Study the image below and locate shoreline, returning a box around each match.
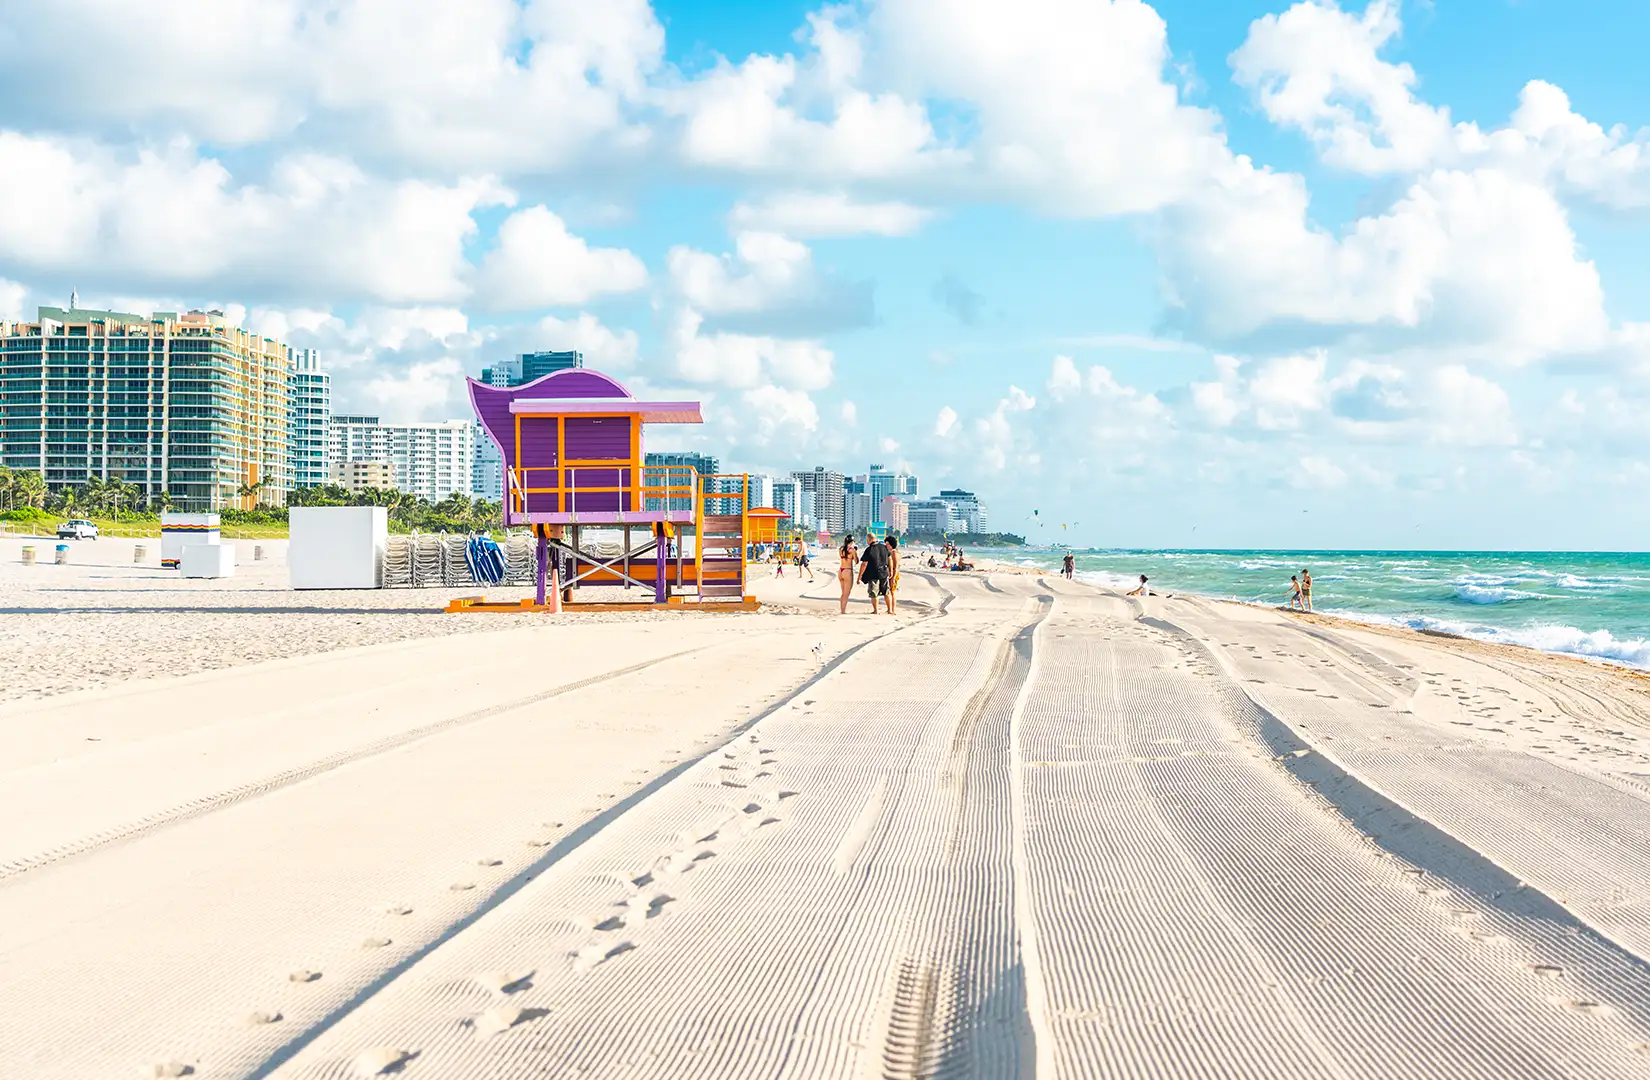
[968,550,1650,694]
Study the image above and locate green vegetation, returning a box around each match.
[904,530,1026,547]
[0,467,503,538]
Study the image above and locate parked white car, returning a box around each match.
[56,519,99,540]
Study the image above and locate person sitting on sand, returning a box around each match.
[1126,574,1150,597]
[1300,567,1313,612]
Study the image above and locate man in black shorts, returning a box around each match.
[859,532,892,614]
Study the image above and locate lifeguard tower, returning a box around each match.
[458,368,754,610]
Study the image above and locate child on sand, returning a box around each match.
[1288,575,1303,610]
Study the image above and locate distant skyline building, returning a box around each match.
[0,304,291,511]
[471,421,503,503]
[771,478,800,524]
[328,459,394,493]
[907,499,961,534]
[746,473,775,510]
[645,450,719,477]
[479,350,584,388]
[520,350,583,381]
[792,466,845,534]
[844,490,875,534]
[938,488,989,533]
[287,348,330,490]
[880,495,909,533]
[328,415,474,501]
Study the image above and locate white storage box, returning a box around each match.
[180,543,236,579]
[161,513,221,568]
[289,506,388,589]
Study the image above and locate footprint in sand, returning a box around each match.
[1550,996,1611,1017]
[289,969,322,983]
[474,1004,549,1038]
[361,936,393,949]
[571,940,636,973]
[149,1062,194,1077]
[473,970,534,995]
[450,882,477,892]
[1528,964,1564,978]
[476,858,503,867]
[383,905,413,916]
[242,1010,283,1026]
[354,1047,415,1075]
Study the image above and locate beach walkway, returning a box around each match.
[4,568,1650,1077]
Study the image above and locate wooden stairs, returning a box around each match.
[694,474,751,604]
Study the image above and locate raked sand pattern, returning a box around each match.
[4,550,1650,1077]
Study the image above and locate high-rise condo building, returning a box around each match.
[645,451,720,476]
[0,305,291,510]
[520,350,583,381]
[844,491,875,533]
[792,466,845,533]
[287,348,330,490]
[937,488,989,532]
[471,422,504,503]
[480,351,584,388]
[328,416,475,501]
[880,495,910,533]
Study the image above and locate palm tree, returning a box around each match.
[0,465,12,512]
[12,470,47,511]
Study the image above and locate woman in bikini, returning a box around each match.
[838,535,857,614]
[886,535,901,615]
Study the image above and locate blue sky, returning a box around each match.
[1,0,1648,549]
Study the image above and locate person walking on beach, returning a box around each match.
[860,531,892,614]
[837,536,856,614]
[1062,552,1075,579]
[886,535,901,615]
[797,536,815,581]
[1300,567,1313,612]
[1288,574,1303,610]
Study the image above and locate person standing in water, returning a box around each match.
[1300,567,1313,612]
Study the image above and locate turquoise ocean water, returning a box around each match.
[1009,549,1650,670]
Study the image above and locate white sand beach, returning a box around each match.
[5,543,1650,1078]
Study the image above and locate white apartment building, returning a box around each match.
[907,499,964,534]
[471,421,503,503]
[937,489,989,533]
[844,491,875,534]
[745,473,774,510]
[328,415,474,501]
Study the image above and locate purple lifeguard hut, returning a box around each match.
[464,368,752,609]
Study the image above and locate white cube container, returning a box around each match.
[161,513,221,568]
[289,506,388,589]
[180,543,236,578]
